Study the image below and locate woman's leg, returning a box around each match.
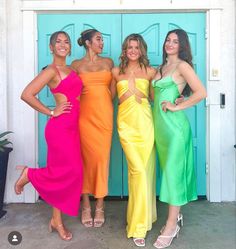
[14,166,29,194]
[153,205,181,248]
[81,194,93,227]
[94,197,105,227]
[49,207,72,241]
[165,205,180,231]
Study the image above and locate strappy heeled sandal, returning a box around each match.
[48,219,72,241]
[153,225,180,248]
[81,207,93,227]
[94,206,105,228]
[133,238,145,247]
[160,213,183,233]
[177,213,183,227]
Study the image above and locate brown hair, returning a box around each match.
[49,31,71,55]
[119,34,149,74]
[77,29,99,49]
[160,29,193,96]
[50,31,71,46]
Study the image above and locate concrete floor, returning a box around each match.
[0,200,235,249]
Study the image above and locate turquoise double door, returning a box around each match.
[38,13,206,197]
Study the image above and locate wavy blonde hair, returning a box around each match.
[119,34,150,74]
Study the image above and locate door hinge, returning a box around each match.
[205,163,209,174]
[205,28,208,40]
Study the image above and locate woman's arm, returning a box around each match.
[110,67,118,100]
[162,62,207,112]
[21,67,55,116]
[21,67,71,117]
[71,60,80,74]
[148,67,157,101]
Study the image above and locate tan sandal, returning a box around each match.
[81,207,93,227]
[48,219,72,241]
[94,206,105,228]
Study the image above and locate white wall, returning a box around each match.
[220,0,236,201]
[1,0,235,203]
[3,0,35,203]
[0,0,8,131]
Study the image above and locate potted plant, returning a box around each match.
[0,131,13,218]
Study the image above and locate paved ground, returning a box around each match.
[0,200,235,249]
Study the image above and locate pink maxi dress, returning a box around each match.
[28,70,83,216]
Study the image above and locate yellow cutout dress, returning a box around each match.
[117,78,157,238]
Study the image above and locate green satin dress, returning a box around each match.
[117,78,157,238]
[152,76,197,206]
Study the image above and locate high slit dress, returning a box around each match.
[152,76,197,206]
[27,70,83,216]
[117,78,157,238]
[79,71,113,198]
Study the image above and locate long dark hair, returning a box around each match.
[160,29,193,96]
[77,29,99,49]
[119,33,150,74]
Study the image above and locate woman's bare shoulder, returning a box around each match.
[40,64,56,77]
[71,59,83,67]
[178,60,191,69]
[146,66,157,79]
[101,57,114,68]
[71,59,84,72]
[112,66,120,74]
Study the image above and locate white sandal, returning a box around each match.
[160,213,183,233]
[133,238,145,247]
[153,225,180,249]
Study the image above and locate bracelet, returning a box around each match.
[50,110,54,117]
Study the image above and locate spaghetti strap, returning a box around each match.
[52,64,62,81]
[170,62,181,76]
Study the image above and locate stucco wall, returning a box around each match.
[220,0,236,201]
[0,0,235,203]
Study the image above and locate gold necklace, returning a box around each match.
[127,65,140,74]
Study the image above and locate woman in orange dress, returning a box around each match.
[71,29,113,228]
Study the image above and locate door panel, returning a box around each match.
[38,12,206,197]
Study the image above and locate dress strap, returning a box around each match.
[52,64,62,81]
[170,62,181,76]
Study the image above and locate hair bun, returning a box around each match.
[77,37,83,46]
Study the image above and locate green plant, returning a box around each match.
[0,132,13,152]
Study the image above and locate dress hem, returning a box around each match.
[159,196,198,206]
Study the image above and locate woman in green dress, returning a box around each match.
[152,29,207,248]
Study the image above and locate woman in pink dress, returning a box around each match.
[14,31,83,241]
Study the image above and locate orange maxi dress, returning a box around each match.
[79,71,113,198]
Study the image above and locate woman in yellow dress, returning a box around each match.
[111,34,157,247]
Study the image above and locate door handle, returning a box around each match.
[220,93,225,108]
